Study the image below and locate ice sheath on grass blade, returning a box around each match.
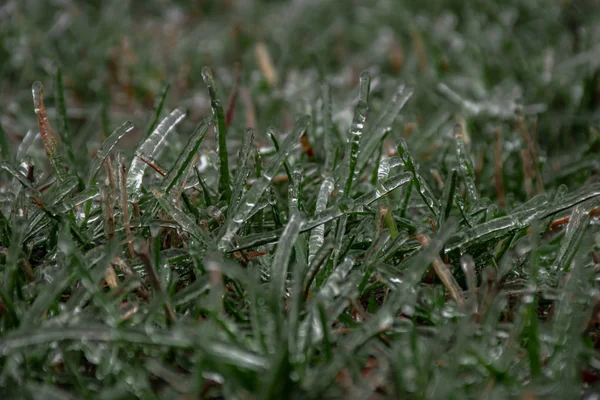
[86,121,134,186]
[202,67,232,203]
[308,177,334,265]
[162,117,211,194]
[343,71,370,198]
[357,84,413,174]
[126,109,185,200]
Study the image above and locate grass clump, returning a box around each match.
[1,0,600,398]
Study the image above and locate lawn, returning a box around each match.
[1,0,600,398]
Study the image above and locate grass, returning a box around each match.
[1,0,600,398]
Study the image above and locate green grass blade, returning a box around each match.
[162,117,211,194]
[145,81,170,138]
[202,67,231,203]
[397,137,440,218]
[343,71,370,198]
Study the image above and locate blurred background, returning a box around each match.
[1,0,599,198]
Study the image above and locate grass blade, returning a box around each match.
[202,67,231,203]
[86,121,134,186]
[32,81,69,181]
[343,71,370,198]
[162,117,211,194]
[127,109,185,200]
[397,137,440,218]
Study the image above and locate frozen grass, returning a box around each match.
[1,0,600,398]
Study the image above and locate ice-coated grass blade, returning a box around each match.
[308,177,334,265]
[229,128,256,213]
[32,81,69,181]
[354,172,412,207]
[218,116,310,251]
[343,71,370,198]
[162,117,210,194]
[152,189,212,246]
[439,169,458,229]
[55,66,76,168]
[552,206,589,272]
[358,84,413,173]
[144,81,170,138]
[397,137,440,218]
[454,124,479,206]
[86,121,134,186]
[322,84,335,173]
[1,162,40,193]
[270,212,303,330]
[127,109,185,200]
[202,67,231,203]
[268,127,294,185]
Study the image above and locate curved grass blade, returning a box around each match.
[162,117,211,194]
[270,212,303,327]
[32,81,69,181]
[219,116,310,251]
[86,121,134,186]
[552,206,589,272]
[127,109,185,200]
[355,172,412,207]
[16,130,37,161]
[1,162,40,193]
[202,67,231,203]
